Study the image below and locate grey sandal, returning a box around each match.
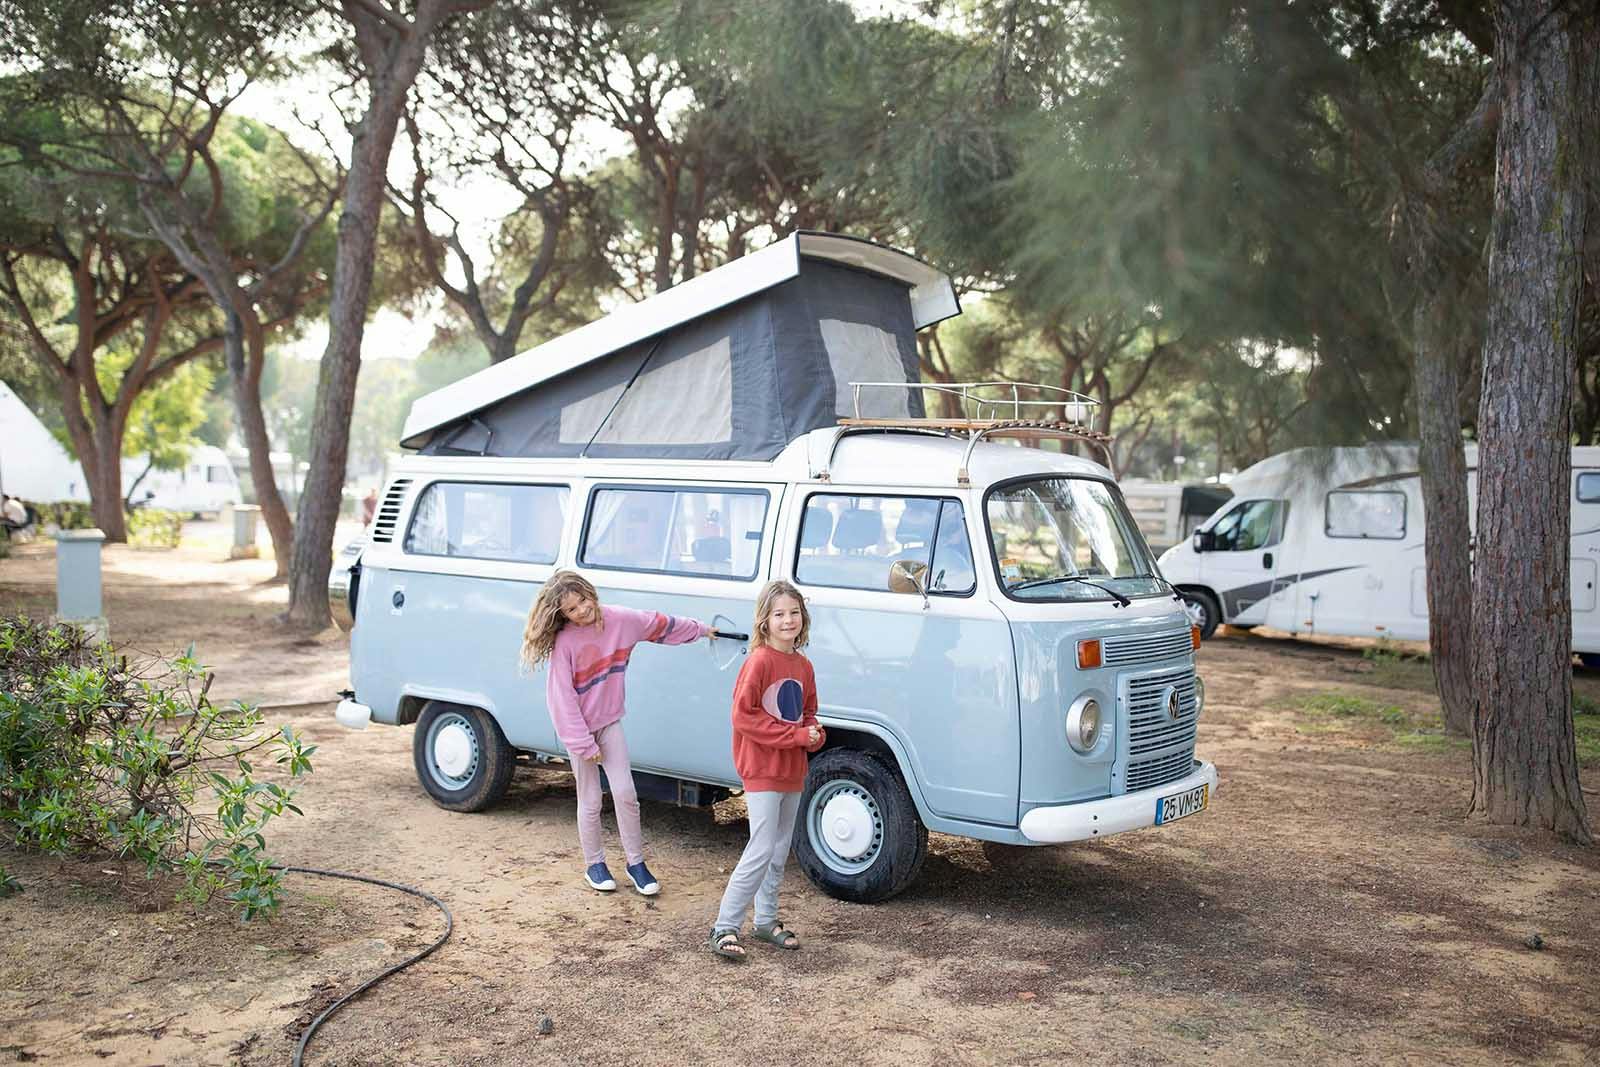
[710,927,746,961]
[751,920,800,950]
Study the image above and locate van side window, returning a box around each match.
[1209,499,1285,551]
[1325,490,1405,539]
[404,482,569,563]
[581,486,767,579]
[1578,472,1600,503]
[797,494,972,595]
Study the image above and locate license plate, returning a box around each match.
[1155,783,1208,825]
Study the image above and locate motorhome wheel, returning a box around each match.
[1180,590,1221,640]
[412,701,516,812]
[1581,653,1600,671]
[795,749,927,904]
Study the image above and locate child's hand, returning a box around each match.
[806,725,821,745]
[584,751,604,764]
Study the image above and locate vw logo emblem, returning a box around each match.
[1165,686,1182,721]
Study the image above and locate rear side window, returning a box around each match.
[797,494,974,595]
[405,482,569,563]
[581,486,768,579]
[1325,490,1405,539]
[1577,472,1600,503]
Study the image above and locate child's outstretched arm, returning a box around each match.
[730,665,812,748]
[616,605,712,647]
[546,645,601,761]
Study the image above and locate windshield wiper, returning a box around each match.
[1009,574,1132,606]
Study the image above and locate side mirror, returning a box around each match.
[888,560,930,608]
[1192,529,1215,552]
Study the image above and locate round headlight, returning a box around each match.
[1066,696,1102,754]
[1194,675,1206,715]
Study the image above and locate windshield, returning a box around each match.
[985,477,1166,602]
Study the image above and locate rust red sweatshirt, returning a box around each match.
[730,645,825,792]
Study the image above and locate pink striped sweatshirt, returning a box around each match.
[546,604,710,760]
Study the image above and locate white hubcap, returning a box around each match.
[433,723,474,778]
[820,793,875,859]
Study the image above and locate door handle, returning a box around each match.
[1263,552,1273,569]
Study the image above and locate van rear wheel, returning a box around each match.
[795,749,927,904]
[413,701,516,812]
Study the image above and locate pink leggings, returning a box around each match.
[569,722,644,866]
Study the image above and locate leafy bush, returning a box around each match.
[0,615,314,919]
[126,508,183,548]
[32,501,95,531]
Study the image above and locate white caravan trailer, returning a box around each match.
[1120,480,1233,555]
[0,381,89,503]
[1157,444,1600,663]
[123,445,243,517]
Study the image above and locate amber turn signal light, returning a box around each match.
[1076,638,1102,670]
[1191,625,1202,649]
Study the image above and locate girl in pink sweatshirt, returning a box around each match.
[521,571,713,895]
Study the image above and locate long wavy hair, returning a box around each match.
[520,571,601,672]
[750,579,810,652]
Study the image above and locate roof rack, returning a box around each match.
[811,381,1113,484]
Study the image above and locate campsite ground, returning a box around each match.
[2,533,1598,1066]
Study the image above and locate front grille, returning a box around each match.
[1126,749,1196,792]
[1103,628,1193,667]
[1121,664,1199,793]
[370,479,412,543]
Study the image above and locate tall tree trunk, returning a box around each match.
[58,378,129,542]
[1412,281,1475,736]
[286,1,452,628]
[1469,0,1594,842]
[230,314,295,578]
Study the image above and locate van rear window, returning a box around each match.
[404,482,568,564]
[580,486,767,579]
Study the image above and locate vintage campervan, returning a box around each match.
[1158,445,1600,663]
[332,232,1216,903]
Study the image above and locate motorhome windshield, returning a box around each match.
[986,477,1165,602]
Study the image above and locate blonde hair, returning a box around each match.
[520,571,601,672]
[750,580,810,652]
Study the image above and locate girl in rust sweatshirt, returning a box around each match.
[710,580,825,961]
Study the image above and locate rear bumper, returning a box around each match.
[1019,760,1218,843]
[335,698,373,730]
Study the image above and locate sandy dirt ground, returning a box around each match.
[2,534,1598,1066]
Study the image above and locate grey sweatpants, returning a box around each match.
[714,790,802,932]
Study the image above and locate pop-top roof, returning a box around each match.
[399,231,959,449]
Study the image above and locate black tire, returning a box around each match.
[1181,589,1222,640]
[1579,652,1600,671]
[412,701,516,812]
[795,748,927,904]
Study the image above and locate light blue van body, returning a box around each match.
[342,429,1216,849]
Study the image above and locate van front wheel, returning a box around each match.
[1181,589,1222,640]
[795,749,927,904]
[413,701,516,812]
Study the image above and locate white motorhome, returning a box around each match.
[1158,445,1600,663]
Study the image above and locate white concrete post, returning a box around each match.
[229,503,261,559]
[55,528,108,642]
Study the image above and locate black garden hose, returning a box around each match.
[208,862,453,1067]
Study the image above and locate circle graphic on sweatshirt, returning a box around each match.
[761,678,805,722]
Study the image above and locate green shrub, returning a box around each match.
[0,615,314,920]
[126,508,183,548]
[0,864,18,897]
[32,501,95,531]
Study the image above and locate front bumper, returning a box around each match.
[1019,760,1218,843]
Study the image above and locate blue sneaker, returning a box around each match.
[584,862,616,891]
[626,861,660,896]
